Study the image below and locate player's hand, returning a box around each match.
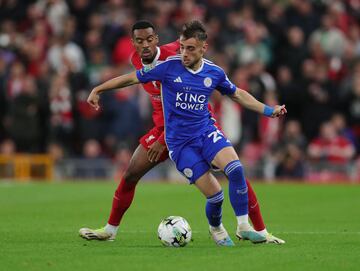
[271,105,287,118]
[147,140,166,163]
[87,89,100,110]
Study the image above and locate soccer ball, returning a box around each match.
[157,216,192,247]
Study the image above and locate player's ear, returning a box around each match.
[155,35,159,44]
[202,42,208,53]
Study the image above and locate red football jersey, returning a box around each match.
[130,41,180,131]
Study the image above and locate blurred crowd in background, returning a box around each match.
[0,0,360,181]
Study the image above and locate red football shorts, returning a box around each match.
[139,126,169,162]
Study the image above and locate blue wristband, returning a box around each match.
[263,105,274,117]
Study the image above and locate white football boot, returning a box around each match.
[79,227,116,241]
[264,233,285,244]
[236,223,267,244]
[209,224,235,246]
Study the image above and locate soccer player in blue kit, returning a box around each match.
[87,20,287,246]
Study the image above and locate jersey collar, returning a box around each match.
[141,47,160,68]
[185,58,204,74]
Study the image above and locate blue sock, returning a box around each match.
[206,190,224,227]
[224,160,248,216]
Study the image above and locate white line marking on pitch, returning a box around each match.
[116,230,360,235]
[276,231,360,235]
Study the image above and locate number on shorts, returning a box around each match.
[208,129,224,143]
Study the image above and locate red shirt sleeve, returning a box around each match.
[161,40,180,53]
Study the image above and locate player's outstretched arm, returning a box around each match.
[230,88,287,118]
[87,71,139,110]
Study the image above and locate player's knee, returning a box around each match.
[123,170,140,184]
[224,160,247,190]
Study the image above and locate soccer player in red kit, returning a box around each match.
[79,20,284,244]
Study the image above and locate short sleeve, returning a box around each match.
[216,69,237,95]
[136,61,168,83]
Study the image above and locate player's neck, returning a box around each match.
[189,58,203,72]
[142,56,155,65]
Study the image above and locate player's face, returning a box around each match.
[132,28,159,64]
[180,36,207,70]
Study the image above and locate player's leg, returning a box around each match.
[213,124,284,243]
[211,147,249,221]
[206,128,284,244]
[246,179,265,231]
[211,146,266,243]
[203,127,266,243]
[79,144,160,241]
[171,142,233,246]
[245,179,285,244]
[194,170,234,246]
[213,154,283,243]
[107,144,159,224]
[213,127,267,232]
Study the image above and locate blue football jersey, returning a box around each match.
[136,55,237,148]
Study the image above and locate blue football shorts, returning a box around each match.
[168,126,232,184]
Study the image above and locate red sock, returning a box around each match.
[246,179,266,231]
[108,178,137,226]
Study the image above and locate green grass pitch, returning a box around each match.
[0,181,359,271]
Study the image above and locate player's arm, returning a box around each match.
[216,69,286,118]
[87,71,139,110]
[229,88,287,118]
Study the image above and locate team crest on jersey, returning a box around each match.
[145,135,155,143]
[204,77,212,88]
[140,65,153,76]
[183,168,193,178]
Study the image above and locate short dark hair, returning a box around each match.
[132,20,155,33]
[181,20,207,41]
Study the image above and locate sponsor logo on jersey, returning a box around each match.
[175,92,206,111]
[174,76,182,83]
[151,95,161,101]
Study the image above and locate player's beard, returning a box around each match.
[183,59,201,70]
[183,57,201,70]
[142,50,156,64]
